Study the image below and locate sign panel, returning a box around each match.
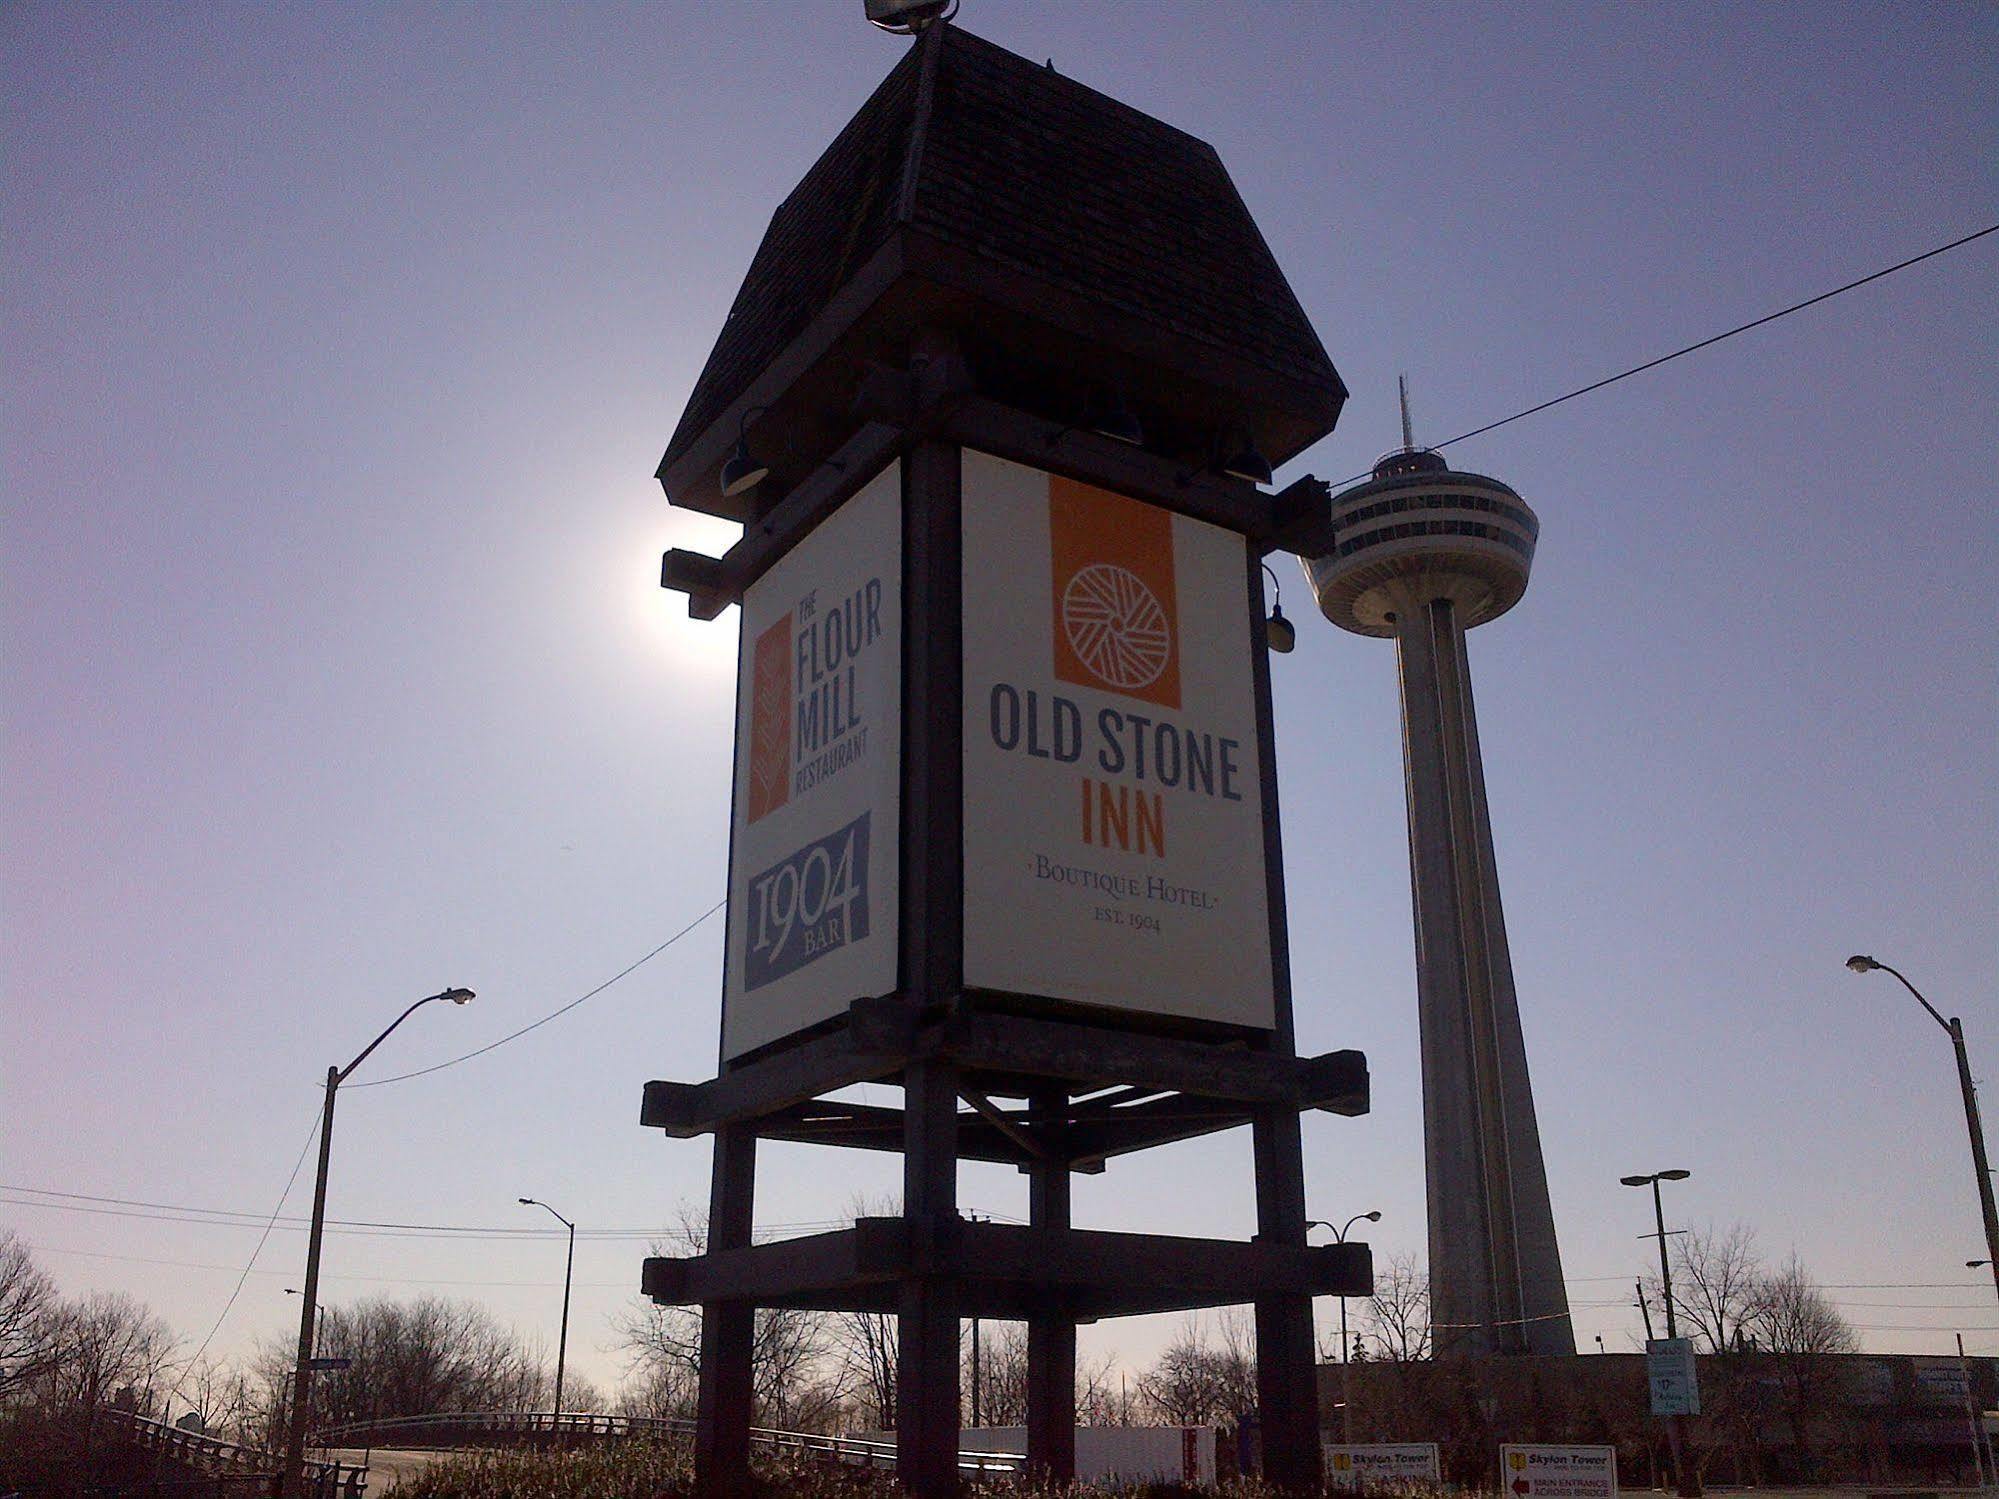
[307,1357,352,1372]
[722,464,902,1059]
[1646,1337,1700,1416]
[960,452,1275,1028]
[1325,1443,1441,1488]
[1913,1358,1972,1404]
[1502,1445,1617,1499]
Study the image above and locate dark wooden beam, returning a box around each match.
[645,1035,1363,1148]
[659,549,730,621]
[958,1086,1051,1161]
[694,1126,755,1499]
[639,1009,910,1135]
[1026,1084,1075,1484]
[663,396,1338,626]
[1301,1049,1371,1115]
[899,1060,961,1495]
[658,419,908,621]
[1253,1105,1322,1492]
[935,396,1287,541]
[1262,474,1337,558]
[645,1217,1370,1321]
[751,1098,1055,1170]
[1064,1092,1253,1169]
[935,1010,1365,1107]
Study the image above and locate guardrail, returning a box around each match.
[105,1408,367,1495]
[314,1409,1023,1474]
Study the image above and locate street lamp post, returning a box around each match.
[519,1197,576,1417]
[1848,955,1999,1305]
[1307,1211,1381,1443]
[283,1289,328,1350]
[280,986,472,1499]
[1621,1169,1698,1499]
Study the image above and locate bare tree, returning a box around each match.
[556,1373,606,1415]
[1076,1354,1139,1427]
[828,1305,898,1430]
[0,1231,60,1395]
[1750,1254,1855,1480]
[39,1291,178,1417]
[824,1194,901,1431]
[617,1203,840,1431]
[964,1322,1025,1426]
[1358,1253,1431,1361]
[1136,1309,1256,1425]
[170,1353,256,1439]
[956,1323,1124,1429]
[616,1356,697,1422]
[273,1296,545,1428]
[1641,1223,1766,1354]
[1751,1255,1855,1356]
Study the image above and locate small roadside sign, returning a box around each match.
[1502,1444,1618,1499]
[1325,1443,1441,1488]
[1647,1337,1700,1416]
[307,1356,352,1371]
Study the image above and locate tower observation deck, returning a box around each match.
[1304,440,1574,1358]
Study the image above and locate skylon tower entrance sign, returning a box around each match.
[645,19,1369,1495]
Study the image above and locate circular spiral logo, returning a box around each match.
[1061,563,1172,691]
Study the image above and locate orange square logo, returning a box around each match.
[1049,475,1180,710]
[745,613,792,824]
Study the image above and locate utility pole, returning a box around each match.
[1848,956,1999,1305]
[519,1198,576,1416]
[1623,1170,1700,1499]
[281,987,472,1499]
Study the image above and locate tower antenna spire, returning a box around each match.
[1399,373,1415,451]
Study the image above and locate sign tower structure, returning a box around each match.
[647,21,1370,1493]
[1302,394,1574,1356]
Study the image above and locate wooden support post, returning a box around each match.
[1025,1085,1076,1484]
[695,1125,756,1499]
[898,1059,961,1496]
[895,365,966,1497]
[1252,1106,1323,1493]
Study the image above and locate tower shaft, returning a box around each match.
[1396,595,1573,1356]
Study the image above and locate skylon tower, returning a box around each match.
[1303,386,1574,1356]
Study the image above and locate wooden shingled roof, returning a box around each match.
[659,23,1346,518]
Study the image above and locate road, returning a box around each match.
[324,1449,451,1491]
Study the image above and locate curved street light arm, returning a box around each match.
[521,1197,575,1231]
[1873,959,1954,1035]
[338,988,473,1083]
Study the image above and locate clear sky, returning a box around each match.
[4,1,1994,1403]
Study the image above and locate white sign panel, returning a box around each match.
[1646,1337,1700,1416]
[1325,1443,1441,1488]
[1503,1445,1617,1499]
[722,464,901,1060]
[960,452,1274,1029]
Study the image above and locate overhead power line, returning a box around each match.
[3,1183,1035,1241]
[0,1187,860,1241]
[160,1109,320,1397]
[8,1183,1985,1302]
[1335,222,1999,484]
[348,898,725,1089]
